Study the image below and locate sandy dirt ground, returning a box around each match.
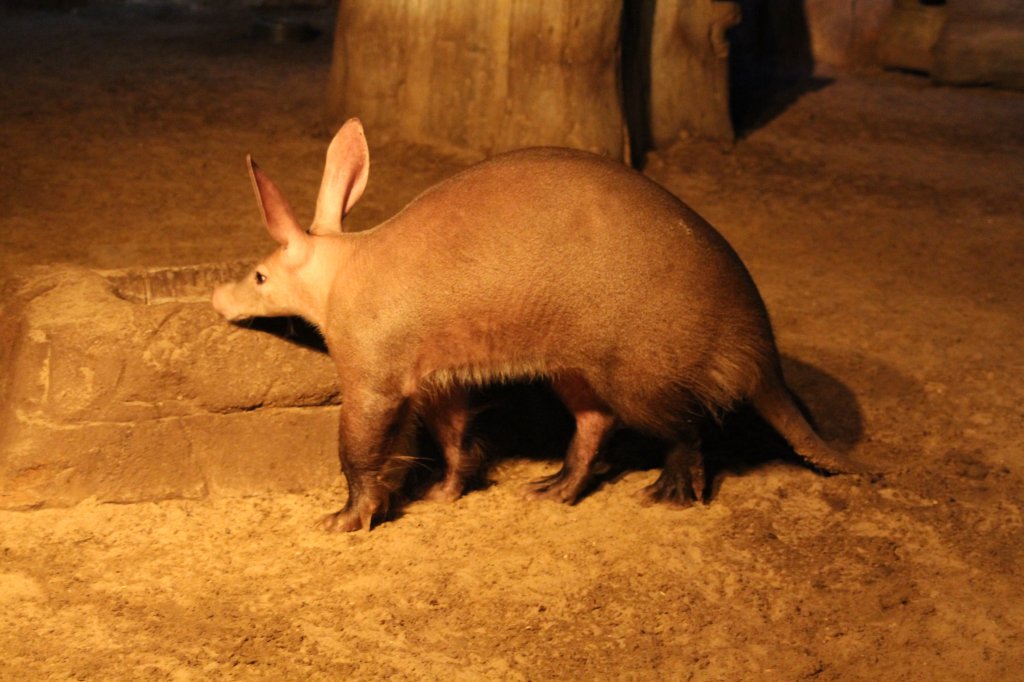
[2,5,1023,680]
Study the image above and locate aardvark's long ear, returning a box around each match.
[247,155,307,256]
[310,118,369,235]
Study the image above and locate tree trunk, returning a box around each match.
[326,0,626,159]
[876,0,948,75]
[649,0,740,147]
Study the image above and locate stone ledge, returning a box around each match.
[0,264,340,509]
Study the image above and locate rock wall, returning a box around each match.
[0,265,340,509]
[933,0,1024,90]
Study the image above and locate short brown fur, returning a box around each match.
[212,120,861,532]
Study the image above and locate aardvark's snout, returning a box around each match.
[211,283,237,321]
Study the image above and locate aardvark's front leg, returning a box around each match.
[321,389,415,532]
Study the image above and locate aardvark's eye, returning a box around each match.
[255,271,267,285]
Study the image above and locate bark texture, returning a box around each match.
[649,0,741,146]
[326,0,625,158]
